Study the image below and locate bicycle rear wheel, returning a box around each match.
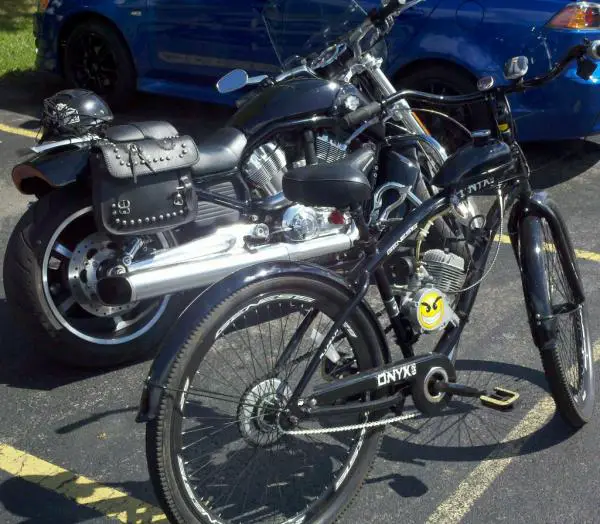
[521,215,594,428]
[146,275,387,524]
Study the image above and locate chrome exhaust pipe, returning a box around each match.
[97,224,358,306]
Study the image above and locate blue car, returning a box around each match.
[35,0,600,142]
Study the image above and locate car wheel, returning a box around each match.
[395,65,493,153]
[62,20,136,110]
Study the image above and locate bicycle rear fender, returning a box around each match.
[136,261,391,423]
[508,191,584,351]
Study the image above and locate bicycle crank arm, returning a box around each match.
[296,353,456,414]
[433,382,486,397]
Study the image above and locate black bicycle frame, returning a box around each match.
[284,154,586,415]
[281,43,597,412]
[283,185,486,410]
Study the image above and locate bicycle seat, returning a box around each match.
[282,147,374,208]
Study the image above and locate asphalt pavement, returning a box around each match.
[1,76,600,523]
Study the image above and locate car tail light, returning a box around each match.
[548,2,600,29]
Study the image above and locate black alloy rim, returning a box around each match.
[67,32,119,95]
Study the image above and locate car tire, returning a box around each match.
[62,20,136,110]
[395,64,494,152]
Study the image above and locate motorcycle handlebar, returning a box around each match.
[342,101,382,127]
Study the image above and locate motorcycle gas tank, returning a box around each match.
[228,78,366,136]
[432,139,513,189]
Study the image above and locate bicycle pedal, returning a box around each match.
[480,387,519,411]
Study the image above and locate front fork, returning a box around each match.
[364,59,448,162]
[507,189,585,350]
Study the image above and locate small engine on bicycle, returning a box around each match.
[397,248,463,334]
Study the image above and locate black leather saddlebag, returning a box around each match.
[91,136,199,235]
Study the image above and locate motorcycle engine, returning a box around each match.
[242,142,287,195]
[242,135,348,196]
[420,249,466,294]
[398,249,466,334]
[242,135,350,242]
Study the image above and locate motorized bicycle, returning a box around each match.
[138,15,599,522]
[3,0,472,369]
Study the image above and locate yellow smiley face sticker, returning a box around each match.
[417,290,445,331]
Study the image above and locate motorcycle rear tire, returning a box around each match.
[3,188,186,369]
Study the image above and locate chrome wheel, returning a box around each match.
[42,206,171,345]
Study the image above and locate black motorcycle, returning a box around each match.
[138,28,598,524]
[3,0,468,369]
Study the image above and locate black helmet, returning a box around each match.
[41,89,114,138]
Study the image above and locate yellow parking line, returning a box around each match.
[497,233,600,263]
[425,339,600,524]
[0,443,167,523]
[0,123,39,139]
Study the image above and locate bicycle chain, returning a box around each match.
[282,411,420,435]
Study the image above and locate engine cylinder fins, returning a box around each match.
[315,134,348,164]
[421,249,466,294]
[242,142,287,194]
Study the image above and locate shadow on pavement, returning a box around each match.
[358,358,577,501]
[364,472,429,498]
[525,139,600,189]
[0,299,110,391]
[55,406,139,435]
[0,472,165,523]
[378,359,573,466]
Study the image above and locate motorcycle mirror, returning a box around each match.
[504,56,529,80]
[216,69,249,94]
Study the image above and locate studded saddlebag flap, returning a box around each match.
[91,136,199,235]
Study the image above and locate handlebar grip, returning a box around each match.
[588,40,600,61]
[369,0,403,23]
[342,101,382,127]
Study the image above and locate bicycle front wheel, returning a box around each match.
[146,275,387,524]
[521,214,594,428]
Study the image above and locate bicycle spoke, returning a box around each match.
[171,292,373,523]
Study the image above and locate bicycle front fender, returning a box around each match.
[508,191,584,351]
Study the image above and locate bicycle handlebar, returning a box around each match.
[369,0,405,24]
[341,40,600,128]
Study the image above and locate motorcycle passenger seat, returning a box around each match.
[282,147,374,209]
[190,127,247,176]
[104,121,179,142]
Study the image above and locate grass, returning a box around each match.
[0,0,37,78]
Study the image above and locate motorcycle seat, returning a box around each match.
[104,121,179,142]
[190,127,247,176]
[282,147,374,209]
